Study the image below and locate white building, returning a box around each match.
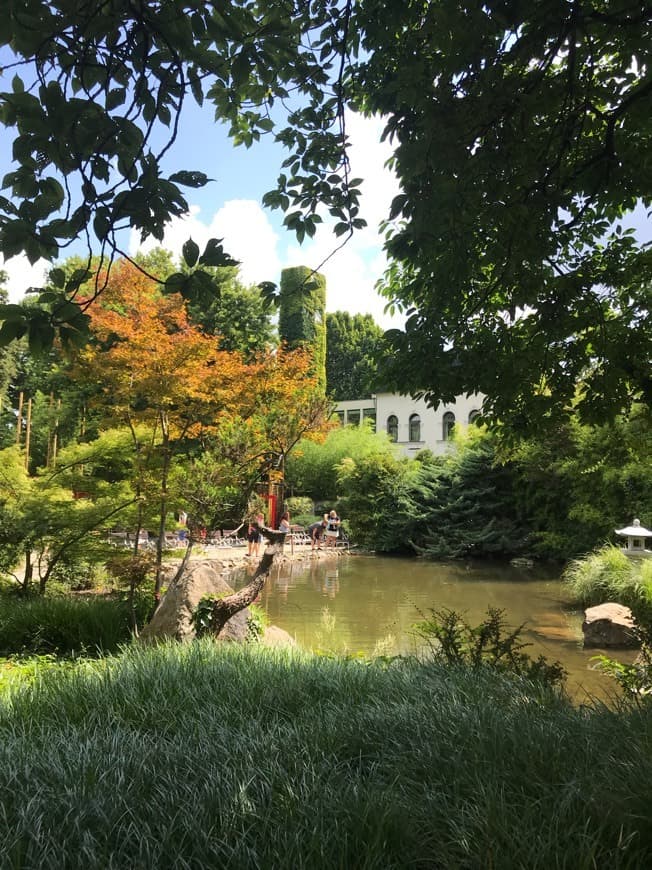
[334,392,483,457]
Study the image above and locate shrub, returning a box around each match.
[563,545,651,610]
[285,496,314,517]
[0,591,146,656]
[413,606,567,692]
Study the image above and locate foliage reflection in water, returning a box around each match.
[234,554,636,702]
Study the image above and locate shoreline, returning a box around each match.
[183,540,353,572]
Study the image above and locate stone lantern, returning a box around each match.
[615,518,652,556]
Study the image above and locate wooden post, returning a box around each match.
[51,398,61,467]
[16,391,23,445]
[24,398,32,471]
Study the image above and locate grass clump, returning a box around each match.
[563,544,652,610]
[0,591,150,656]
[0,641,651,868]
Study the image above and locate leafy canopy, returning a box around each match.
[0,1,650,431]
[354,0,651,429]
[0,0,362,344]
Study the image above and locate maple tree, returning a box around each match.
[76,259,331,600]
[76,260,250,597]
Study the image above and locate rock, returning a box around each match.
[140,559,249,644]
[261,625,297,648]
[582,602,640,649]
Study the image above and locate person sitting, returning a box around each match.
[278,512,291,533]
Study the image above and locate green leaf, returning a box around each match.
[198,238,239,268]
[106,88,126,110]
[163,272,191,296]
[49,268,66,288]
[182,238,200,268]
[168,171,211,188]
[0,319,27,346]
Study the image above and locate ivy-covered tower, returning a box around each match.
[278,266,326,394]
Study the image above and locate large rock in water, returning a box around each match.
[140,560,249,643]
[582,602,639,649]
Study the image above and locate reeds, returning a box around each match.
[1,640,651,868]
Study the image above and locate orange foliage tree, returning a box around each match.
[76,260,330,600]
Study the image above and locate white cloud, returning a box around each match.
[130,199,282,285]
[0,254,50,303]
[130,111,404,329]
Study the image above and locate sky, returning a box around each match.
[1,83,650,329]
[0,95,404,328]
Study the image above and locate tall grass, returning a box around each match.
[0,641,651,868]
[564,544,652,610]
[0,592,149,656]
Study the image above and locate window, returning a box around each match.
[468,409,480,424]
[409,413,421,442]
[363,408,377,431]
[442,411,455,440]
[334,410,345,425]
[387,414,398,442]
[347,409,361,427]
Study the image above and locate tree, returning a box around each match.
[278,266,327,394]
[76,259,251,599]
[354,1,651,429]
[507,403,652,559]
[285,422,394,501]
[0,1,362,346]
[2,2,649,431]
[325,310,383,399]
[186,266,276,357]
[0,438,138,594]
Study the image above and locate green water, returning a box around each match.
[235,553,636,702]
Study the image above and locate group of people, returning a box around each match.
[308,511,341,550]
[246,509,342,558]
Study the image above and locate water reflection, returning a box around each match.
[233,554,636,703]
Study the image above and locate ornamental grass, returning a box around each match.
[0,641,651,868]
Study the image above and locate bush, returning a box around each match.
[48,559,109,592]
[0,591,148,656]
[286,424,395,500]
[285,496,314,517]
[563,545,652,611]
[413,606,567,691]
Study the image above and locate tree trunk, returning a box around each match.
[153,423,171,604]
[21,548,33,594]
[210,528,286,636]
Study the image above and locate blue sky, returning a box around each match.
[1,71,649,329]
[0,78,402,327]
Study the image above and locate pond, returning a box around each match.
[234,552,636,703]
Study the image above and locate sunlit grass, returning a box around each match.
[0,640,651,868]
[564,545,652,610]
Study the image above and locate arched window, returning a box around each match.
[409,413,421,442]
[442,411,455,440]
[468,409,480,424]
[387,414,398,442]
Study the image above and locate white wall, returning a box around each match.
[334,393,483,457]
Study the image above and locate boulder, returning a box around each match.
[140,559,249,643]
[582,602,640,649]
[261,625,297,648]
